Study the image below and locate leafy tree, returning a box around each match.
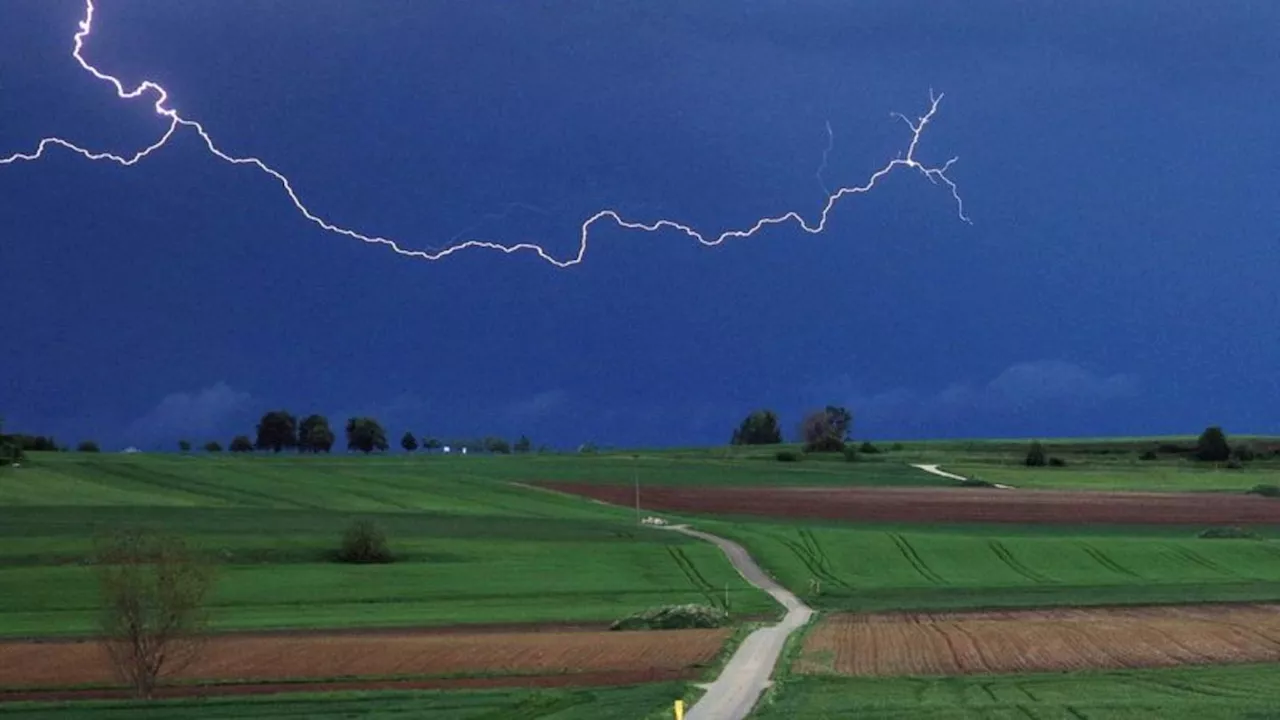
[345,417,388,454]
[731,410,783,445]
[228,435,254,453]
[400,431,418,452]
[484,436,511,454]
[93,528,215,699]
[254,410,297,453]
[800,409,844,452]
[0,419,23,465]
[78,440,101,453]
[514,435,532,454]
[298,414,335,453]
[203,441,222,453]
[1196,426,1231,462]
[1025,440,1047,467]
[422,437,442,451]
[13,435,58,452]
[177,440,191,453]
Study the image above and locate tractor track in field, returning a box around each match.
[988,539,1054,584]
[889,533,945,585]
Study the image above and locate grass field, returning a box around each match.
[0,683,686,719]
[7,437,1280,716]
[945,463,1280,493]
[0,453,778,636]
[754,663,1280,719]
[695,518,1280,613]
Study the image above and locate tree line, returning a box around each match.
[1,412,541,457]
[201,410,539,456]
[730,405,854,451]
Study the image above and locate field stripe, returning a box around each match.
[889,534,945,585]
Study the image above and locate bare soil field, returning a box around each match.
[541,483,1280,525]
[0,627,730,692]
[797,603,1280,676]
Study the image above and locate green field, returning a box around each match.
[0,453,779,636]
[945,462,1280,493]
[0,683,685,719]
[754,664,1280,719]
[695,517,1280,613]
[7,437,1280,716]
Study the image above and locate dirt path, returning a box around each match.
[661,525,812,720]
[912,463,1015,489]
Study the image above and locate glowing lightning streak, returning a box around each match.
[1,0,971,268]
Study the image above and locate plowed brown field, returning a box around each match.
[797,604,1280,676]
[541,483,1280,524]
[0,627,730,691]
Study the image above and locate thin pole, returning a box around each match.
[634,460,640,524]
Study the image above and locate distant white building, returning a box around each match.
[121,446,140,454]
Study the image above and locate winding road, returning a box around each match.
[662,525,812,720]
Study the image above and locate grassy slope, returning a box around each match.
[753,664,1280,719]
[0,454,778,636]
[0,683,684,719]
[695,517,1280,613]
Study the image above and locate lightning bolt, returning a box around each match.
[1,0,971,268]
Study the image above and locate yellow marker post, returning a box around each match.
[674,699,684,719]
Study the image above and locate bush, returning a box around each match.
[775,450,801,462]
[610,604,728,631]
[1025,441,1046,467]
[336,520,393,564]
[1139,450,1159,461]
[842,446,859,462]
[1234,445,1257,462]
[1197,527,1260,540]
[858,442,880,454]
[1226,458,1245,470]
[1048,457,1067,467]
[1196,426,1231,463]
[1247,485,1280,498]
[77,440,100,453]
[890,442,904,451]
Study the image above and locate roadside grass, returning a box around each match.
[0,682,685,719]
[752,663,1280,719]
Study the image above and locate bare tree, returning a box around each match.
[93,528,215,698]
[800,409,845,452]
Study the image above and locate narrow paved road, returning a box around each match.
[911,462,1015,488]
[663,525,812,720]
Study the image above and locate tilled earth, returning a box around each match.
[0,626,731,699]
[540,482,1280,525]
[797,603,1280,676]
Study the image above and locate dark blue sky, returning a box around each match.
[2,1,1277,450]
